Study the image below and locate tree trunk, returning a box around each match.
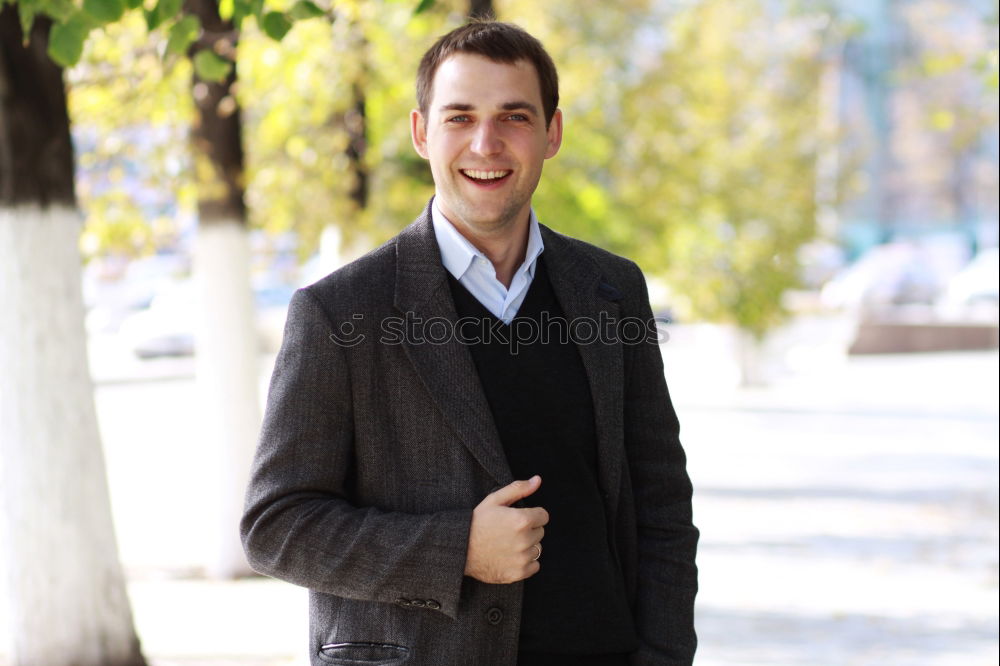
[336,22,368,263]
[345,78,368,213]
[309,19,369,280]
[185,0,257,579]
[735,328,768,387]
[0,7,146,665]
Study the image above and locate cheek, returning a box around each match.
[513,133,550,159]
[428,136,463,162]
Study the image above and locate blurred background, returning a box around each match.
[0,0,997,664]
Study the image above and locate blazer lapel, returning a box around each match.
[393,205,512,487]
[540,225,625,520]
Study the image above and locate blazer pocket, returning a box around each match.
[317,641,410,665]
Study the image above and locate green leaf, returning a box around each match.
[40,0,76,23]
[18,0,37,39]
[413,0,434,15]
[122,0,142,9]
[288,0,323,20]
[47,14,90,66]
[166,14,200,55]
[218,0,233,20]
[83,0,124,23]
[231,0,250,29]
[193,48,231,82]
[260,11,291,40]
[162,0,183,17]
[149,0,182,29]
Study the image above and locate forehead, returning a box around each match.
[429,54,543,110]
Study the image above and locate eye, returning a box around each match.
[506,113,529,122]
[447,114,471,123]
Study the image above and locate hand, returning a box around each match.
[464,475,548,584]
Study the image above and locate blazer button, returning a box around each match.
[486,607,504,625]
[410,599,426,608]
[426,599,441,610]
[394,598,411,608]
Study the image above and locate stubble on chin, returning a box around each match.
[456,207,519,236]
[446,192,529,238]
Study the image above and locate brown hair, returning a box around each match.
[416,21,560,127]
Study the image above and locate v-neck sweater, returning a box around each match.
[447,256,638,656]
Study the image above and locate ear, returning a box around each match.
[544,108,563,159]
[410,109,429,159]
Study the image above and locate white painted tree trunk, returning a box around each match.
[736,328,769,387]
[0,206,144,666]
[194,219,259,579]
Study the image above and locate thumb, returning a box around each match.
[486,475,541,507]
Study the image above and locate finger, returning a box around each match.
[506,558,541,584]
[514,526,543,551]
[486,475,541,507]
[522,506,549,527]
[523,560,541,579]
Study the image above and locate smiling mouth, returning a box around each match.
[460,169,512,184]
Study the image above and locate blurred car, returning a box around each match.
[936,247,1000,318]
[84,253,190,335]
[118,278,295,358]
[820,236,969,311]
[118,280,197,358]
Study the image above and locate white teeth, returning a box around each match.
[463,169,509,180]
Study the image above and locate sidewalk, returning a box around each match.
[671,348,998,665]
[2,346,997,665]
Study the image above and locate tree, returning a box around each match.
[622,0,831,341]
[0,8,146,665]
[502,0,840,352]
[184,0,260,579]
[1,0,371,656]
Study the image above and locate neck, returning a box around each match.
[450,213,531,289]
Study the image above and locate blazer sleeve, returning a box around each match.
[622,262,699,665]
[240,288,472,619]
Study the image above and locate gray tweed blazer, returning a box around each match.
[241,203,698,666]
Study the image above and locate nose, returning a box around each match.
[470,120,502,157]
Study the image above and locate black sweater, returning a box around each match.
[447,257,638,657]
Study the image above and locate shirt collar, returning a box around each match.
[431,197,544,282]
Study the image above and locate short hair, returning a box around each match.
[416,21,560,128]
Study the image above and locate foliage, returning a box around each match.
[64,0,449,261]
[238,2,375,256]
[240,0,462,257]
[7,0,335,81]
[65,0,843,337]
[19,0,335,259]
[898,1,998,157]
[500,0,838,338]
[626,0,832,338]
[68,10,195,259]
[19,0,997,337]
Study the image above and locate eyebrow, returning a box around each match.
[501,101,540,116]
[438,101,540,116]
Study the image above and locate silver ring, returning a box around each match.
[532,543,542,561]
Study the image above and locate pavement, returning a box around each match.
[1,327,997,665]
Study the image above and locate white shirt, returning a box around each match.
[431,198,544,324]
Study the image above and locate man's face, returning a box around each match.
[410,53,562,237]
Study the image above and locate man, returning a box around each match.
[241,20,698,666]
